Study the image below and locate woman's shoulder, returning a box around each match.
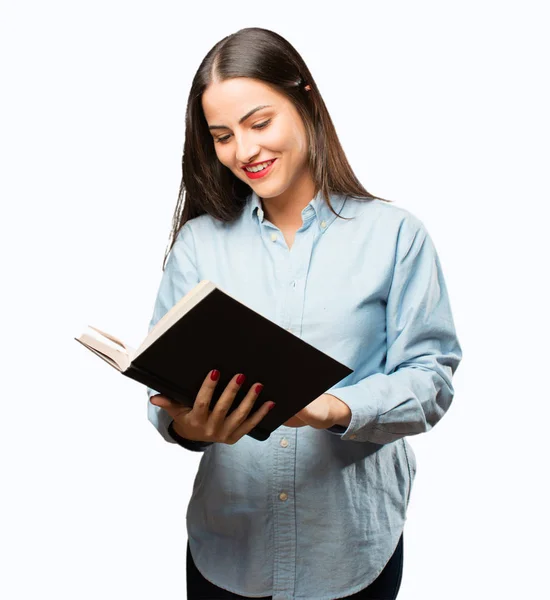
[178,209,238,234]
[346,196,427,234]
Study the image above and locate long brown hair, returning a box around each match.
[161,27,391,270]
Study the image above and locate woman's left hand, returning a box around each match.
[283,394,351,429]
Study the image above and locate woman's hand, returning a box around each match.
[150,370,275,445]
[283,394,351,429]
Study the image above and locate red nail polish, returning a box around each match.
[255,384,264,394]
[267,402,276,411]
[210,369,220,381]
[236,374,246,385]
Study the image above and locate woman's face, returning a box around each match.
[202,77,311,201]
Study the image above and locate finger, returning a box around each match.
[192,369,222,418]
[228,400,275,444]
[222,380,264,431]
[209,372,248,425]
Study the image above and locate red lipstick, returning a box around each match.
[241,158,277,180]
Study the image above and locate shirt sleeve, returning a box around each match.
[324,216,462,444]
[146,222,214,452]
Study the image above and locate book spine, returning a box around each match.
[123,363,195,408]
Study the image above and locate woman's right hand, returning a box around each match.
[149,370,275,445]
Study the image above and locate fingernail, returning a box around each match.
[210,369,220,381]
[255,384,264,395]
[236,374,246,385]
[267,402,276,411]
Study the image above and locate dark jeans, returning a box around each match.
[186,533,404,600]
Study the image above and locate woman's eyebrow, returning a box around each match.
[208,105,273,130]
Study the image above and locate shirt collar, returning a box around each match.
[248,188,347,232]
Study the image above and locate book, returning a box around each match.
[75,280,353,442]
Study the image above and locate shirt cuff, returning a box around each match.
[326,424,348,435]
[322,384,380,442]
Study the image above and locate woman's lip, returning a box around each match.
[241,158,277,170]
[242,158,277,180]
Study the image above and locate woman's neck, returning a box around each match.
[260,173,317,232]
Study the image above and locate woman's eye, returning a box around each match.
[253,119,271,130]
[215,119,271,144]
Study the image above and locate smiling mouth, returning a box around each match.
[243,159,276,173]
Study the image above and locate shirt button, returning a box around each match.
[349,434,357,439]
[280,438,289,448]
[320,220,327,229]
[270,233,278,242]
[279,492,288,501]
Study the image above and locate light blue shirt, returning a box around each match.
[146,189,462,600]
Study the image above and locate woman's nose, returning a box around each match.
[235,135,260,165]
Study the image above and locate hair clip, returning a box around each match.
[304,84,311,91]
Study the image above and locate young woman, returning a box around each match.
[147,27,462,600]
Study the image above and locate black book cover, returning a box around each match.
[128,288,353,441]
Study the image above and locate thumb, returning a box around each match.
[283,414,308,428]
[150,395,190,420]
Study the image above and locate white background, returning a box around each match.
[1,1,548,598]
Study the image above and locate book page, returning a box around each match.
[76,328,132,371]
